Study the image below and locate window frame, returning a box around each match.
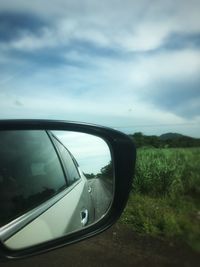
[47,131,81,186]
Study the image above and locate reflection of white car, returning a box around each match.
[0,130,95,249]
[0,120,136,260]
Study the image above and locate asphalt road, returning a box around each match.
[88,178,113,220]
[1,224,199,267]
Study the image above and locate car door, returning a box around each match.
[0,130,94,250]
[48,132,95,230]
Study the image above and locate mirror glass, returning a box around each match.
[0,130,113,250]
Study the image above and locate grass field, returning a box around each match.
[120,148,200,251]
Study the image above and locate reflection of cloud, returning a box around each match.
[53,131,111,174]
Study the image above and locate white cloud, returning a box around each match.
[9,28,56,51]
[0,86,199,137]
[127,49,200,88]
[0,46,199,120]
[0,87,189,123]
[0,0,200,137]
[2,0,200,52]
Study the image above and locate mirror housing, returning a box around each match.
[0,120,136,260]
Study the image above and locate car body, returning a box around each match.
[0,129,95,249]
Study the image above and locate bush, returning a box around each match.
[133,148,200,198]
[121,148,200,251]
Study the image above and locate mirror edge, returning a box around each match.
[0,119,136,260]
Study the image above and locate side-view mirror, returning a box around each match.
[0,120,136,260]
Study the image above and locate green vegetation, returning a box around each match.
[85,161,113,182]
[130,132,200,148]
[121,147,200,251]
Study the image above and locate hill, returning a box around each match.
[159,133,184,140]
[130,132,200,148]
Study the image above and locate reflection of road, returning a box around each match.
[88,178,113,220]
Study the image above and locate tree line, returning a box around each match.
[130,132,200,148]
[84,161,112,180]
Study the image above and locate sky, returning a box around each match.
[0,0,200,137]
[53,131,111,174]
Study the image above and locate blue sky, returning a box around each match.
[54,131,111,174]
[0,0,200,137]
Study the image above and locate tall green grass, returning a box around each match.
[121,148,200,251]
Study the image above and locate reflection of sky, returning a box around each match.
[53,131,111,174]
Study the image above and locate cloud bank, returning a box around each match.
[0,0,200,137]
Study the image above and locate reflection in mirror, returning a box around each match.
[0,130,113,250]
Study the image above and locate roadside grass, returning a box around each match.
[120,148,200,251]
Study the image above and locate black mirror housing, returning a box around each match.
[0,119,136,260]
